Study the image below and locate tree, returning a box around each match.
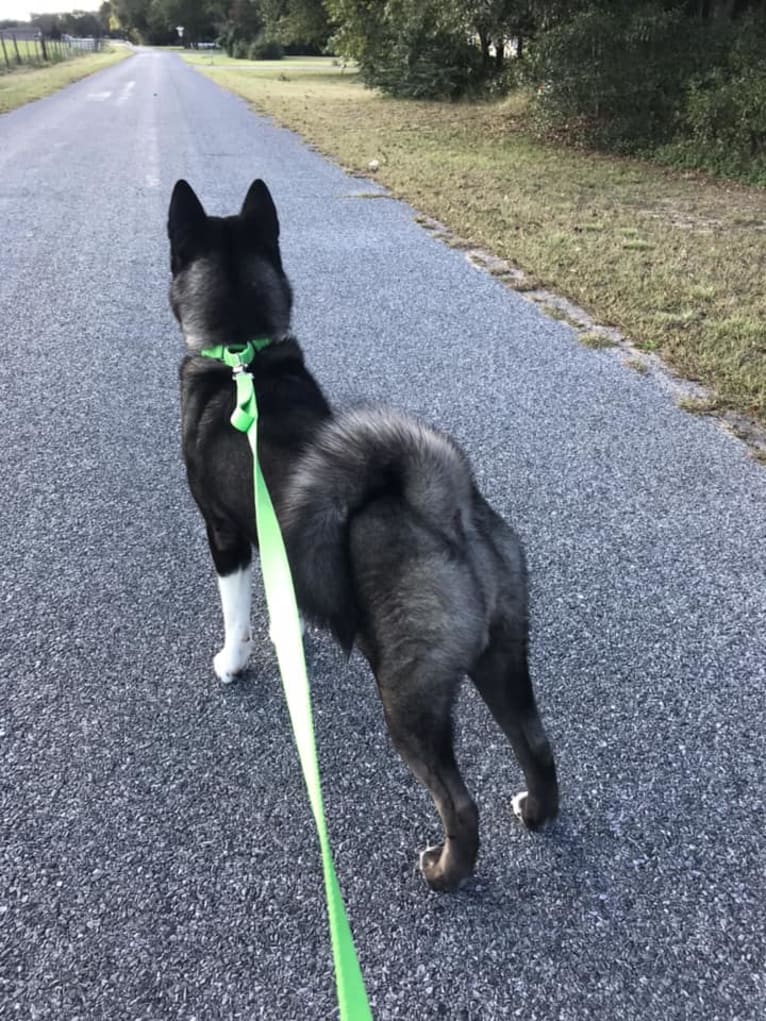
[61,11,105,36]
[326,0,527,97]
[100,0,221,43]
[218,0,263,55]
[109,0,151,40]
[324,0,388,66]
[265,0,331,49]
[30,12,65,38]
[146,0,220,45]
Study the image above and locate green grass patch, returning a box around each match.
[0,47,132,113]
[0,38,40,63]
[174,50,346,74]
[580,332,618,349]
[182,54,766,425]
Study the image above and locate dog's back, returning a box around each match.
[168,178,558,892]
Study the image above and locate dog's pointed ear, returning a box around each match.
[168,180,207,266]
[240,179,280,244]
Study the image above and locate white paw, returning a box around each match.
[213,638,252,685]
[512,790,529,822]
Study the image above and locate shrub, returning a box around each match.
[249,37,284,60]
[526,2,709,152]
[654,15,766,185]
[370,28,487,99]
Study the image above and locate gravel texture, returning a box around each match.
[1,50,765,1021]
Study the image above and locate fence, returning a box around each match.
[0,33,104,72]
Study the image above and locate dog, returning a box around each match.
[167,178,559,891]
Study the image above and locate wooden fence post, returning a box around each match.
[12,33,21,65]
[0,36,10,70]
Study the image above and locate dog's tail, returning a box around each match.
[282,406,475,652]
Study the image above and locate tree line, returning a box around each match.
[93,0,330,52]
[0,10,106,38]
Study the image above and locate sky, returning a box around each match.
[0,0,94,21]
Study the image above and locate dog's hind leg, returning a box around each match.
[376,662,479,892]
[469,622,558,831]
[206,523,252,684]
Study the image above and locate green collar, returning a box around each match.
[199,338,272,369]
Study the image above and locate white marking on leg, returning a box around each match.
[419,845,441,872]
[213,565,252,684]
[512,790,528,822]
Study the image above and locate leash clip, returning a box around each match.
[230,366,257,433]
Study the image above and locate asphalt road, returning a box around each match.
[1,50,765,1021]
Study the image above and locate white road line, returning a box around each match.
[143,102,160,190]
[116,81,136,106]
[86,91,112,101]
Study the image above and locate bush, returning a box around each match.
[329,0,511,100]
[659,71,766,185]
[369,29,488,99]
[249,37,284,60]
[654,16,766,185]
[645,13,766,187]
[526,2,709,152]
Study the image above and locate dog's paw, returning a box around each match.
[512,789,557,831]
[213,638,252,685]
[418,843,472,893]
[419,844,448,891]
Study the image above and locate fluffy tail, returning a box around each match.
[281,407,475,651]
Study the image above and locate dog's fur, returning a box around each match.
[168,178,559,891]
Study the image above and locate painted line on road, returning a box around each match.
[143,98,160,190]
[116,81,136,106]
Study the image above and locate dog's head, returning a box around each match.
[167,179,292,351]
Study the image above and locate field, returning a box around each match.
[0,35,102,71]
[0,46,131,112]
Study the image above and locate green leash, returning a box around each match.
[200,340,372,1021]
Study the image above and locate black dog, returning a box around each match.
[168,178,558,890]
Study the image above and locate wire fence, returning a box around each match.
[0,33,105,73]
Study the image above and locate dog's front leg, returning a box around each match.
[204,525,253,684]
[214,564,253,683]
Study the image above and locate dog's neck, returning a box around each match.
[199,338,273,368]
[185,334,303,373]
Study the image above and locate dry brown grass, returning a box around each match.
[187,57,766,424]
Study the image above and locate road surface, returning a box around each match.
[1,49,764,1020]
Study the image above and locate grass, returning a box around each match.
[0,46,132,113]
[0,38,41,63]
[580,332,618,350]
[173,49,347,73]
[1,37,112,69]
[182,54,766,426]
